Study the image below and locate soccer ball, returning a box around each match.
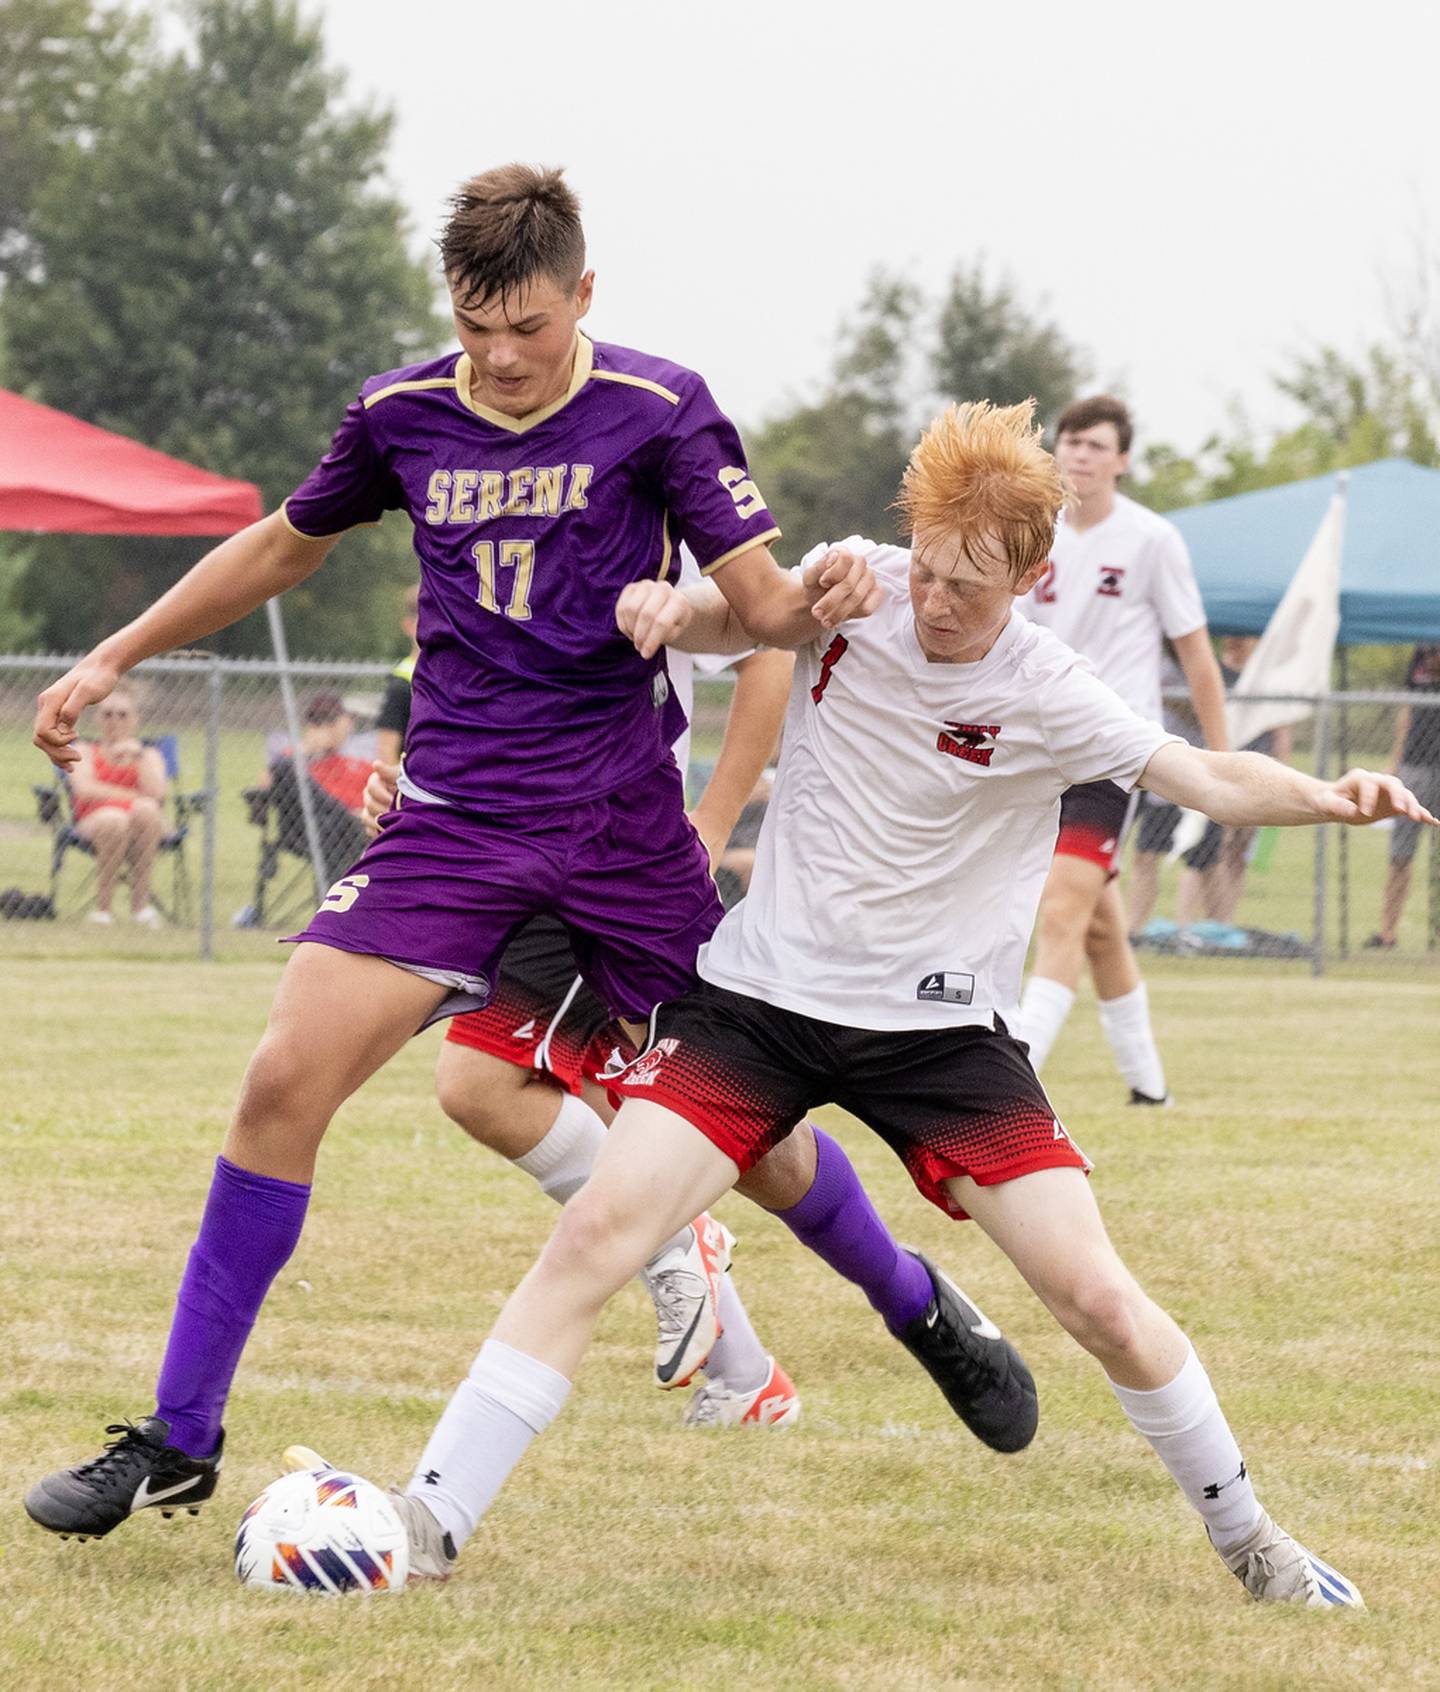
[234,1466,409,1594]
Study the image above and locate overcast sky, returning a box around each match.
[312,0,1439,459]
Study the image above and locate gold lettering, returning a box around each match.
[424,470,452,525]
[719,465,764,520]
[565,463,594,511]
[476,471,505,522]
[504,467,534,514]
[449,469,479,523]
[531,465,565,516]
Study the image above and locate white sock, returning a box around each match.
[512,1091,609,1205]
[1017,976,1075,1073]
[1098,983,1167,1099]
[1109,1345,1262,1554]
[705,1276,771,1395]
[407,1338,571,1549]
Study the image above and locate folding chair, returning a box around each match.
[31,734,206,924]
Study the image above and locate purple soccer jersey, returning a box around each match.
[284,334,780,812]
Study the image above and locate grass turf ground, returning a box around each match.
[2,957,1437,1691]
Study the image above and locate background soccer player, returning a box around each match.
[1017,396,1228,1104]
[24,164,936,1542]
[377,403,1431,1605]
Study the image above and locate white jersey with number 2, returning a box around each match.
[698,541,1176,1031]
[1021,492,1206,725]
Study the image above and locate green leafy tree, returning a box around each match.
[931,263,1084,427]
[749,273,921,553]
[2,0,444,655]
[0,0,145,279]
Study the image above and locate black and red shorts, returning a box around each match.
[444,916,619,1095]
[608,980,1090,1218]
[1055,779,1137,875]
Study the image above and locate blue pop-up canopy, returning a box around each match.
[1166,458,1440,645]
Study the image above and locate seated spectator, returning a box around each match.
[69,687,168,927]
[255,691,371,883]
[1367,642,1440,948]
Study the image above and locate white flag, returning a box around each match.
[1169,478,1345,860]
[1226,478,1345,750]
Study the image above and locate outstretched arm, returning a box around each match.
[617,546,880,659]
[34,512,339,768]
[688,648,793,866]
[1140,740,1438,828]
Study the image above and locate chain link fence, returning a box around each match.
[1128,685,1440,969]
[1,653,1436,969]
[0,652,747,960]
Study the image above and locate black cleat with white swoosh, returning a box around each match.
[894,1251,1038,1453]
[24,1416,223,1540]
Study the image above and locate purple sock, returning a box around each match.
[154,1155,311,1457]
[772,1127,932,1332]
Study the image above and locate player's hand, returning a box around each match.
[800,547,883,630]
[616,580,693,659]
[362,759,400,838]
[33,655,124,768]
[1320,767,1438,827]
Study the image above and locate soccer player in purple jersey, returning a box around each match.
[26,165,1008,1544]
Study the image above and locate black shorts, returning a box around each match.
[1134,793,1224,870]
[608,980,1090,1218]
[1055,779,1136,874]
[444,916,617,1094]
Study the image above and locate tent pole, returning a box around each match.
[266,597,329,901]
[1336,648,1349,958]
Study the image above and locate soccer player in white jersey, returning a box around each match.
[1017,396,1228,1103]
[348,401,1433,1605]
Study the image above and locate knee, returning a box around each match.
[233,1029,331,1140]
[543,1185,650,1290]
[434,1045,526,1149]
[129,797,164,836]
[1053,1270,1143,1360]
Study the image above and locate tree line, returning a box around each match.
[3,0,1437,660]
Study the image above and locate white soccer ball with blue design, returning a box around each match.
[235,1464,409,1593]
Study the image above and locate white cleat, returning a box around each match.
[1216,1511,1365,1608]
[644,1213,733,1390]
[683,1357,801,1428]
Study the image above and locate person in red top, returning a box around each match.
[69,686,169,927]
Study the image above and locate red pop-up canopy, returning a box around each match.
[0,387,262,534]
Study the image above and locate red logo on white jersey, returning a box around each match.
[1097,565,1125,598]
[622,1037,679,1088]
[937,722,1001,766]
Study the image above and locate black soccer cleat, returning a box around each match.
[1127,1088,1172,1107]
[894,1252,1038,1453]
[24,1416,224,1541]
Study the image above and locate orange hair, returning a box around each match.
[895,399,1067,582]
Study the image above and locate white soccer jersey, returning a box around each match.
[698,543,1176,1031]
[1021,492,1206,725]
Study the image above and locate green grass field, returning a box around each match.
[2,956,1438,1691]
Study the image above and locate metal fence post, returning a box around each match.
[199,657,222,961]
[265,599,330,901]
[1311,693,1331,977]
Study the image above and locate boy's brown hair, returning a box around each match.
[440,164,585,307]
[895,400,1067,583]
[1054,393,1133,454]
